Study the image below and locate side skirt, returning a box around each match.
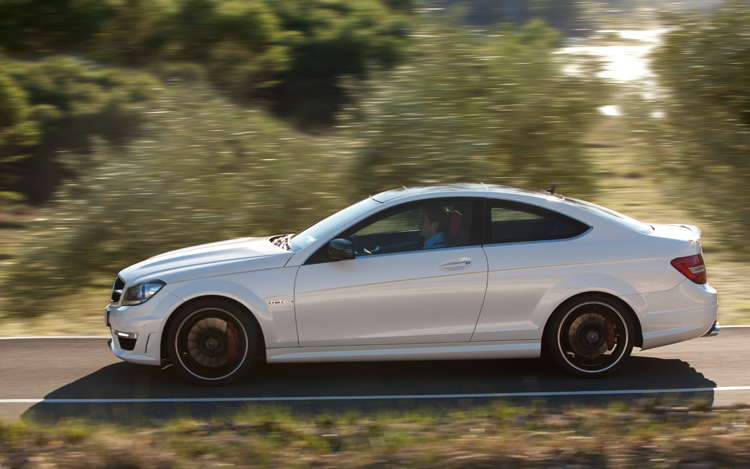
[266,340,540,363]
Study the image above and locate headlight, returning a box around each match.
[121,280,166,306]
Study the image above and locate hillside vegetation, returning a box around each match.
[0,7,610,320]
[629,0,750,252]
[2,0,750,329]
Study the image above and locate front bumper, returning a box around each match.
[106,289,183,366]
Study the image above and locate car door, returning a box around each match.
[294,198,488,347]
[472,199,591,342]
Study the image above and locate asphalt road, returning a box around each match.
[1,328,748,423]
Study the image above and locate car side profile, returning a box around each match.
[106,184,719,385]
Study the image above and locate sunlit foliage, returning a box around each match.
[345,19,608,197]
[439,0,588,34]
[637,0,750,248]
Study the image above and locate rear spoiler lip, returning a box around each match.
[667,224,702,241]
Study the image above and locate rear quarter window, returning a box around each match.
[487,201,589,244]
[564,197,654,234]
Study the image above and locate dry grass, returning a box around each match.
[4,403,750,468]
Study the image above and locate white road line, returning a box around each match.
[2,386,750,405]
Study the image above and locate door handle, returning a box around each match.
[440,259,472,270]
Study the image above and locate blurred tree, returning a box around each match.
[345,19,607,197]
[148,0,289,100]
[0,0,414,129]
[634,0,750,249]
[0,0,413,203]
[266,0,411,128]
[93,0,179,65]
[0,84,347,317]
[0,56,157,203]
[0,64,39,191]
[0,0,112,55]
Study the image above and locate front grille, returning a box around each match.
[111,276,125,304]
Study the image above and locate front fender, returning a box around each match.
[164,266,300,349]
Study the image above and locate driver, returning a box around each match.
[417,206,449,249]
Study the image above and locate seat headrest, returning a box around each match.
[447,211,463,240]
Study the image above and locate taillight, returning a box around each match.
[671,254,707,284]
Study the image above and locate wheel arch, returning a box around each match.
[541,291,643,355]
[160,295,268,364]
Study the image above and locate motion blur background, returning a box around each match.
[1,0,748,335]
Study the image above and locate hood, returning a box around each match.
[119,237,293,284]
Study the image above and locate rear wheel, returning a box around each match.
[167,299,257,386]
[546,294,634,378]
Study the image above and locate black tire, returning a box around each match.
[167,299,257,386]
[545,294,635,378]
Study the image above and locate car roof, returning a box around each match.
[371,183,554,203]
[369,183,661,237]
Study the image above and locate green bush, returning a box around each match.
[344,19,608,198]
[6,56,157,146]
[0,55,158,203]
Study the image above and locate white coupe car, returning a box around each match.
[106,184,719,385]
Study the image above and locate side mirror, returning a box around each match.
[327,239,355,260]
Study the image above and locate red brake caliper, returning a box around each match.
[606,317,615,350]
[226,321,239,365]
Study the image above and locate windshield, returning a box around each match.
[289,198,380,252]
[565,197,654,234]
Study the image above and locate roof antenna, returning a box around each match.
[480,182,488,191]
[546,184,557,196]
[402,186,410,195]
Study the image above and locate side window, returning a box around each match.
[488,202,588,244]
[355,210,418,237]
[346,199,475,256]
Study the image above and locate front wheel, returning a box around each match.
[167,299,257,386]
[546,295,635,378]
